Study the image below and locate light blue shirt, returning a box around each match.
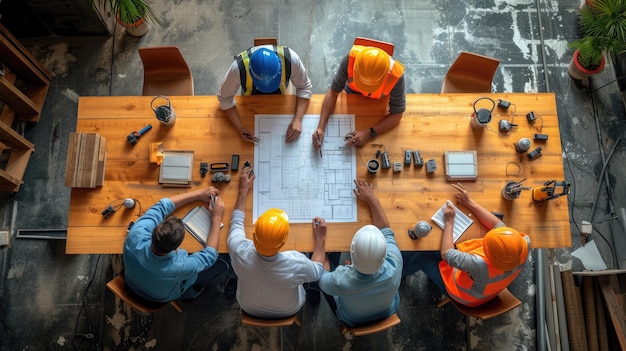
[123,198,218,302]
[319,227,403,327]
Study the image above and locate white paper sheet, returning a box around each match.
[571,240,608,271]
[253,114,357,223]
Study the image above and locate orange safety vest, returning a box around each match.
[346,45,405,99]
[439,234,530,306]
[235,46,291,95]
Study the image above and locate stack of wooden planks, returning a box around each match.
[563,270,626,351]
[64,132,106,188]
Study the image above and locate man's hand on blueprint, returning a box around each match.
[352,179,374,203]
[285,119,302,143]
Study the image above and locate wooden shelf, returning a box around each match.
[0,23,50,192]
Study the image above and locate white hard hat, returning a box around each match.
[350,225,387,274]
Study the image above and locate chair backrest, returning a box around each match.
[138,46,194,96]
[241,310,301,327]
[106,275,182,313]
[441,51,499,94]
[353,37,395,56]
[450,288,521,320]
[342,313,401,337]
[254,37,278,47]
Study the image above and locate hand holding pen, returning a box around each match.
[242,132,261,143]
[239,127,260,143]
[313,129,324,156]
[312,216,327,239]
[315,131,323,158]
[207,194,224,217]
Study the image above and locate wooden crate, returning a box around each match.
[64,132,106,188]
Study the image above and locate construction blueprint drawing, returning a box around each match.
[253,114,357,223]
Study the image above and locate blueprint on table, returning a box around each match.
[253,114,357,223]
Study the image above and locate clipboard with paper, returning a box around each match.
[431,200,473,243]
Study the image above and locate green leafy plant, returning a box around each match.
[569,0,626,70]
[582,0,626,42]
[90,0,162,26]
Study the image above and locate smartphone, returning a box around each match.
[231,155,240,171]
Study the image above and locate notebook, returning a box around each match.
[182,206,223,245]
[431,201,473,242]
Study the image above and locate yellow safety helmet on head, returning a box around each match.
[254,208,289,256]
[353,47,391,94]
[483,227,528,271]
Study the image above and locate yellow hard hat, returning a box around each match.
[254,208,289,256]
[353,47,390,93]
[483,227,528,271]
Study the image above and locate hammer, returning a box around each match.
[127,124,152,145]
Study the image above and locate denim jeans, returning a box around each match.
[401,251,448,296]
[193,254,231,288]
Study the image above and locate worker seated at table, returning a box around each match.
[123,187,227,303]
[217,44,312,144]
[313,38,406,149]
[227,165,326,318]
[317,179,403,327]
[402,183,531,307]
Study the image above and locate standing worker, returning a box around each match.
[217,43,312,143]
[403,183,530,306]
[313,38,406,149]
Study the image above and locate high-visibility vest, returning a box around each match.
[439,235,530,306]
[346,45,405,99]
[235,46,291,95]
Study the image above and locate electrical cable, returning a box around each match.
[588,137,621,224]
[592,75,626,92]
[72,254,101,350]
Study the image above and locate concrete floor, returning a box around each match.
[1,0,626,350]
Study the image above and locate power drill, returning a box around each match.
[532,180,570,202]
[127,124,152,145]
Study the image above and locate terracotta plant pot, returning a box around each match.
[116,15,149,37]
[568,49,605,81]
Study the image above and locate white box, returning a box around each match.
[444,151,478,181]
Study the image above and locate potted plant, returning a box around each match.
[90,0,163,37]
[568,0,626,80]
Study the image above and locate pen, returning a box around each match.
[315,131,323,158]
[243,133,261,143]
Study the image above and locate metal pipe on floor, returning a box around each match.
[537,248,547,351]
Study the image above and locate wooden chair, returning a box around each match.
[440,288,521,320]
[241,310,301,327]
[106,275,182,314]
[441,51,499,94]
[342,313,401,337]
[254,37,278,47]
[138,46,194,96]
[353,37,394,56]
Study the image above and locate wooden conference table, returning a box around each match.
[66,93,571,254]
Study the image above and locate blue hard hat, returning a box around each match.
[249,48,282,93]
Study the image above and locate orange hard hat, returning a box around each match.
[254,208,289,256]
[483,227,528,271]
[353,47,390,93]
